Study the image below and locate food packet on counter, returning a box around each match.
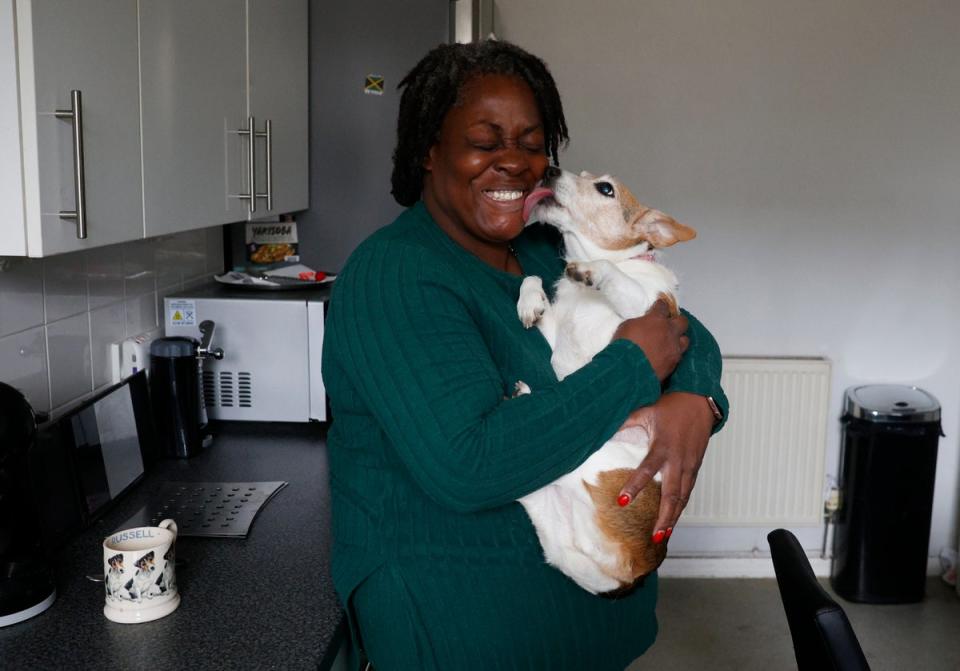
[246,219,298,265]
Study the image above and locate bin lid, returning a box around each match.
[150,336,197,359]
[844,385,940,423]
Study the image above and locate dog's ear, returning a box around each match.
[630,209,696,248]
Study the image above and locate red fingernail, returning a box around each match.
[617,493,631,507]
[665,527,673,540]
[652,530,666,544]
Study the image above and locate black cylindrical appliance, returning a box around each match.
[149,320,223,458]
[831,384,941,603]
[0,383,56,627]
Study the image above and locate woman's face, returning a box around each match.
[423,74,550,253]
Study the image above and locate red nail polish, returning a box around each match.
[665,527,673,540]
[652,530,666,544]
[617,493,631,507]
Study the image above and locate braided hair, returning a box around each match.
[391,40,569,206]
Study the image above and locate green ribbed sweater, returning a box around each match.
[321,202,728,670]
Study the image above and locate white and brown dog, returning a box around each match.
[125,551,159,602]
[515,166,695,594]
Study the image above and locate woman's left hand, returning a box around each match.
[617,391,716,542]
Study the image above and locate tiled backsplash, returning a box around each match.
[0,227,224,415]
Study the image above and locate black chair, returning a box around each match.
[767,529,871,671]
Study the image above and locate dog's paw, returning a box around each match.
[513,380,532,397]
[517,276,548,328]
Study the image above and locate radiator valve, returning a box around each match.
[824,487,841,514]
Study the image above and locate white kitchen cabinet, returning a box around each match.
[141,0,308,236]
[1,0,308,256]
[0,0,144,257]
[139,0,249,237]
[247,0,310,218]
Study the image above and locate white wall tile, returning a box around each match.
[90,302,126,388]
[123,239,156,297]
[4,228,216,415]
[154,235,183,289]
[46,313,92,409]
[125,292,157,337]
[177,229,208,280]
[0,326,50,412]
[43,250,88,322]
[0,257,44,338]
[206,226,225,274]
[86,245,125,310]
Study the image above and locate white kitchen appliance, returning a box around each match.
[163,285,327,422]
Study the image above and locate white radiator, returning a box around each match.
[684,357,831,526]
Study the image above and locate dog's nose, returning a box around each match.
[543,165,562,180]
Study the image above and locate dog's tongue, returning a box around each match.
[522,187,554,222]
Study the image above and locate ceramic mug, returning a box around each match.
[102,518,180,623]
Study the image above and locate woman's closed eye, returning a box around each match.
[468,136,500,150]
[467,135,544,153]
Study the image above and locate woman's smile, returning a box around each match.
[483,189,527,204]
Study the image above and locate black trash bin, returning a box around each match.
[831,385,941,603]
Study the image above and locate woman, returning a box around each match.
[321,40,728,670]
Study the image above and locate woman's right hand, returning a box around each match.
[612,300,689,381]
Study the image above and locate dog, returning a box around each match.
[514,167,695,594]
[125,551,159,602]
[105,554,126,599]
[157,547,176,594]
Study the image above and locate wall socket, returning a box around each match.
[110,330,161,384]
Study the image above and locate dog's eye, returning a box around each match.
[595,182,615,198]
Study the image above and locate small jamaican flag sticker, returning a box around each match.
[364,74,384,96]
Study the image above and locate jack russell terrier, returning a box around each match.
[515,166,696,595]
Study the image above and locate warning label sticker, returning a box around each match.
[168,299,197,327]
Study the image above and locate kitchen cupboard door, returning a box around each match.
[0,1,26,256]
[15,0,143,256]
[139,0,249,237]
[247,0,309,218]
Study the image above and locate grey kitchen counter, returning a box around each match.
[0,421,345,670]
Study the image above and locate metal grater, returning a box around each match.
[115,481,287,538]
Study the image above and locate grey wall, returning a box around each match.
[292,0,449,272]
[498,0,960,556]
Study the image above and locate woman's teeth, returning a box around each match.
[485,190,524,202]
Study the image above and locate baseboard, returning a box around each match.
[659,556,943,579]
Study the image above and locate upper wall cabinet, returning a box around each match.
[0,0,308,257]
[0,0,144,257]
[247,0,309,220]
[140,0,309,237]
[139,0,249,236]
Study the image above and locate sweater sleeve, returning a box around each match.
[664,309,729,433]
[324,240,662,513]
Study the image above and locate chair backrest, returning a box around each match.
[767,528,871,671]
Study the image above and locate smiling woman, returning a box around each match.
[321,39,727,671]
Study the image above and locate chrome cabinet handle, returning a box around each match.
[237,115,256,213]
[54,90,87,239]
[255,119,272,211]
